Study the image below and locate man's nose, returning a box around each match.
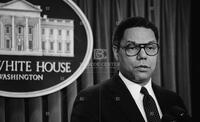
[137,48,147,60]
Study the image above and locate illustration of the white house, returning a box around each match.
[0,0,74,57]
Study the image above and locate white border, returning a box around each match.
[0,0,93,98]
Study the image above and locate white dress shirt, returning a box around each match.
[119,72,163,122]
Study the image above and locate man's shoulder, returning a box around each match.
[153,84,181,98]
[153,83,186,108]
[71,77,118,122]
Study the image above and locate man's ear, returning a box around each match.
[112,46,119,61]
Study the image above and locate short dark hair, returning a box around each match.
[112,16,159,49]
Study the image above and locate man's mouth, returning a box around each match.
[135,65,150,71]
[135,65,150,68]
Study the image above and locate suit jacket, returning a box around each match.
[71,75,186,122]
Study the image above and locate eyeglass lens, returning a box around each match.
[124,43,159,56]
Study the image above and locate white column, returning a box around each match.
[47,29,50,52]
[38,17,42,52]
[54,29,57,54]
[62,39,65,54]
[63,31,67,54]
[11,16,15,51]
[71,29,74,56]
[0,17,3,49]
[45,29,48,52]
[25,17,29,51]
[63,30,66,53]
[46,28,51,53]
[34,23,38,50]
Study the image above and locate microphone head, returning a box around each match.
[161,106,191,122]
[168,106,186,117]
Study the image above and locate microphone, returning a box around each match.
[161,106,191,122]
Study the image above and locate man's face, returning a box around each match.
[115,27,158,84]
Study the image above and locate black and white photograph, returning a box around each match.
[0,0,192,122]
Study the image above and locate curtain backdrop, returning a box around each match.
[0,0,191,122]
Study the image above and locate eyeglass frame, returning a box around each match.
[119,42,160,56]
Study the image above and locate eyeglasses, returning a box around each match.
[120,42,159,56]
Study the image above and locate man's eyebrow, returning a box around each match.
[125,40,157,45]
[125,40,136,44]
[148,40,157,43]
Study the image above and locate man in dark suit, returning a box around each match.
[71,17,188,122]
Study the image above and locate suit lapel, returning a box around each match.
[107,75,145,122]
[152,84,168,114]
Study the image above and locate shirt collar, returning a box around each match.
[118,72,163,118]
[119,72,153,99]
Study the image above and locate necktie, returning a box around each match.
[140,87,160,122]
